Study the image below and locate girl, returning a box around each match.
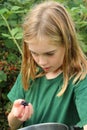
[7,1,87,130]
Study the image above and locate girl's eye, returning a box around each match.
[30,51,55,56]
[46,53,54,56]
[31,52,38,56]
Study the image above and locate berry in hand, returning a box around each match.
[21,101,28,106]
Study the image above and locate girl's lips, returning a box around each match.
[43,67,50,71]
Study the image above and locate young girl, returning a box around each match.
[7,1,87,130]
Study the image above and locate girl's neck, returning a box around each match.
[46,69,62,79]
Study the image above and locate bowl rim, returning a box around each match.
[18,122,69,130]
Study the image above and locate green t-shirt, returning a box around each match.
[7,73,87,128]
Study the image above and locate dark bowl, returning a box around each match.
[18,122,69,130]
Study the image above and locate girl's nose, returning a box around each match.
[38,56,47,66]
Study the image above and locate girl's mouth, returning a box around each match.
[43,67,50,71]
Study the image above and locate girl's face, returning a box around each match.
[28,40,65,74]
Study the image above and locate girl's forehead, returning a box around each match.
[28,39,60,53]
[28,40,57,49]
[28,38,65,55]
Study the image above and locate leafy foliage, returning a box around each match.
[0,0,87,129]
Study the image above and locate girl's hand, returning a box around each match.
[11,99,33,121]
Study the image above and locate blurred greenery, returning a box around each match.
[0,0,87,129]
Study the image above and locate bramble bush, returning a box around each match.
[0,0,87,129]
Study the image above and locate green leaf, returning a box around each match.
[11,6,21,11]
[9,27,23,39]
[14,10,27,14]
[7,53,19,63]
[1,33,11,38]
[11,28,19,36]
[14,32,23,39]
[0,8,9,14]
[4,39,16,49]
[0,71,7,82]
[0,20,6,26]
[10,27,22,36]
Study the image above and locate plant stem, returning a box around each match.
[1,14,23,55]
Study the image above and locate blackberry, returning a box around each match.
[21,101,28,106]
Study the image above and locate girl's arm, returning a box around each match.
[8,112,23,130]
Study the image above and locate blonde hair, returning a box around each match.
[21,1,87,96]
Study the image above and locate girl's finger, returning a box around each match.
[28,103,33,118]
[28,103,33,115]
[18,106,29,121]
[13,105,24,117]
[18,104,33,121]
[14,99,25,107]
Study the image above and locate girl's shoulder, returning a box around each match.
[74,74,87,94]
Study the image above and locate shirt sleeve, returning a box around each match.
[74,75,87,127]
[7,73,25,103]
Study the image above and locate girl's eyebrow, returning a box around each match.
[30,49,57,54]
